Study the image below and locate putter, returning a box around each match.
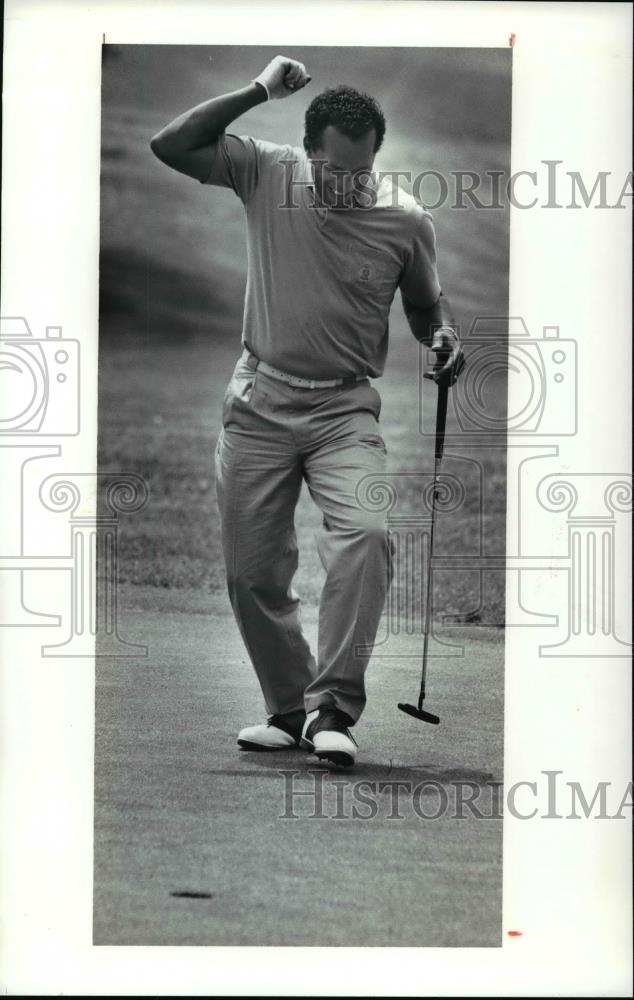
[398,376,449,726]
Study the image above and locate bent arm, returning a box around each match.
[150,83,267,181]
[402,289,465,385]
[401,289,456,347]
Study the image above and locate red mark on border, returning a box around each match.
[509,33,516,47]
[507,930,523,937]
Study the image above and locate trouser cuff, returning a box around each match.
[304,694,359,727]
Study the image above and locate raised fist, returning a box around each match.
[252,55,311,100]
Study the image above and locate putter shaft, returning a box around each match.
[418,383,449,711]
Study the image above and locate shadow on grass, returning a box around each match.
[217,754,500,787]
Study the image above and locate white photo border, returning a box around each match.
[0,1,631,995]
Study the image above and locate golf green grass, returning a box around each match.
[95,592,503,946]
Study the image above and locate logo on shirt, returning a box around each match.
[345,242,395,287]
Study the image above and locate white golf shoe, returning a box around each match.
[300,707,358,767]
[237,709,306,751]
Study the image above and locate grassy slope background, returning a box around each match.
[98,45,511,617]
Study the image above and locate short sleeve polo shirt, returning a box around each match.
[201,132,441,379]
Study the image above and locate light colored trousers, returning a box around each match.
[214,351,394,724]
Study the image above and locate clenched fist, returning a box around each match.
[252,55,311,100]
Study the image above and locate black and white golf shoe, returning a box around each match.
[237,709,306,750]
[300,707,358,767]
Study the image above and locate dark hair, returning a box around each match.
[304,85,386,153]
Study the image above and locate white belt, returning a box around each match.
[243,349,368,389]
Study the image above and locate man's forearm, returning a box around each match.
[150,83,267,158]
[401,291,457,346]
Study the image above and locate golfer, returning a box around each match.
[150,55,464,767]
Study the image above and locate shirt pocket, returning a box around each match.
[343,242,401,299]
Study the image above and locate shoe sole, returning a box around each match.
[300,735,355,767]
[237,739,300,751]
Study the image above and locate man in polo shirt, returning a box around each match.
[151,55,464,768]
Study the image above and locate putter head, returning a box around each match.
[398,702,440,726]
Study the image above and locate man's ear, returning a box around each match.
[303,135,310,154]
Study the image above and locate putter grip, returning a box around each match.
[435,384,449,462]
